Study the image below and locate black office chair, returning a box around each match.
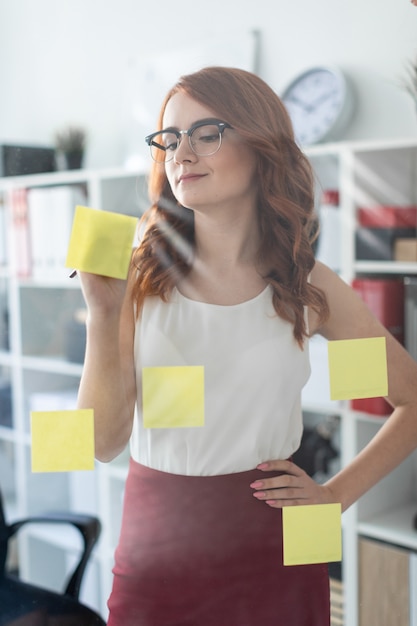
[0,486,106,626]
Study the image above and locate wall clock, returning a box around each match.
[281,66,355,146]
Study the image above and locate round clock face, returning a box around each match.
[281,67,354,146]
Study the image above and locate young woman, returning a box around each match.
[77,66,417,625]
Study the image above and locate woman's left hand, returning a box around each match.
[250,459,335,508]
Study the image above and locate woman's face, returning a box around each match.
[162,92,258,216]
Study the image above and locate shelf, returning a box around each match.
[0,166,146,192]
[16,276,82,289]
[301,401,343,416]
[21,356,83,376]
[358,503,417,550]
[0,169,89,189]
[305,137,417,158]
[355,261,417,275]
[356,413,389,427]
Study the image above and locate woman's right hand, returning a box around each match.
[77,270,130,320]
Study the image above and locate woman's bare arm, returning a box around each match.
[77,271,137,462]
[252,262,417,512]
[313,262,417,510]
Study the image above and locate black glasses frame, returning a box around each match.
[145,118,233,161]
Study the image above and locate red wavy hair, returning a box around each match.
[131,66,328,344]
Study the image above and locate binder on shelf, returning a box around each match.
[27,184,87,280]
[27,187,51,279]
[9,188,31,278]
[51,186,85,278]
[351,278,405,416]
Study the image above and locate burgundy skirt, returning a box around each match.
[107,458,330,626]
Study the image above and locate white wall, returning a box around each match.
[0,0,416,169]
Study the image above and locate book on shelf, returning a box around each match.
[351,278,405,416]
[8,184,86,280]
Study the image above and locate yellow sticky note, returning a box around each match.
[142,366,205,428]
[282,503,342,566]
[65,205,138,279]
[328,337,388,401]
[31,409,95,472]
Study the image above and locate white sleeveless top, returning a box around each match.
[131,285,311,476]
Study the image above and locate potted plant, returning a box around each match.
[54,125,87,170]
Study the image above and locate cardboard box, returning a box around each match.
[394,238,417,262]
[359,538,410,626]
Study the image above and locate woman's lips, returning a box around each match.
[178,173,206,183]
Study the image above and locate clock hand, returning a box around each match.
[285,94,311,112]
[310,90,338,110]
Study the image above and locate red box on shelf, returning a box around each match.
[351,278,405,416]
[356,206,417,261]
[357,206,417,228]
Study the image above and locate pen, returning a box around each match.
[69,270,77,278]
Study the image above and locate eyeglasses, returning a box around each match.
[145,118,233,163]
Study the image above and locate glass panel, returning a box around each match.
[20,286,86,361]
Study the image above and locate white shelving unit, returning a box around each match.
[0,166,147,619]
[304,137,417,626]
[0,138,417,624]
